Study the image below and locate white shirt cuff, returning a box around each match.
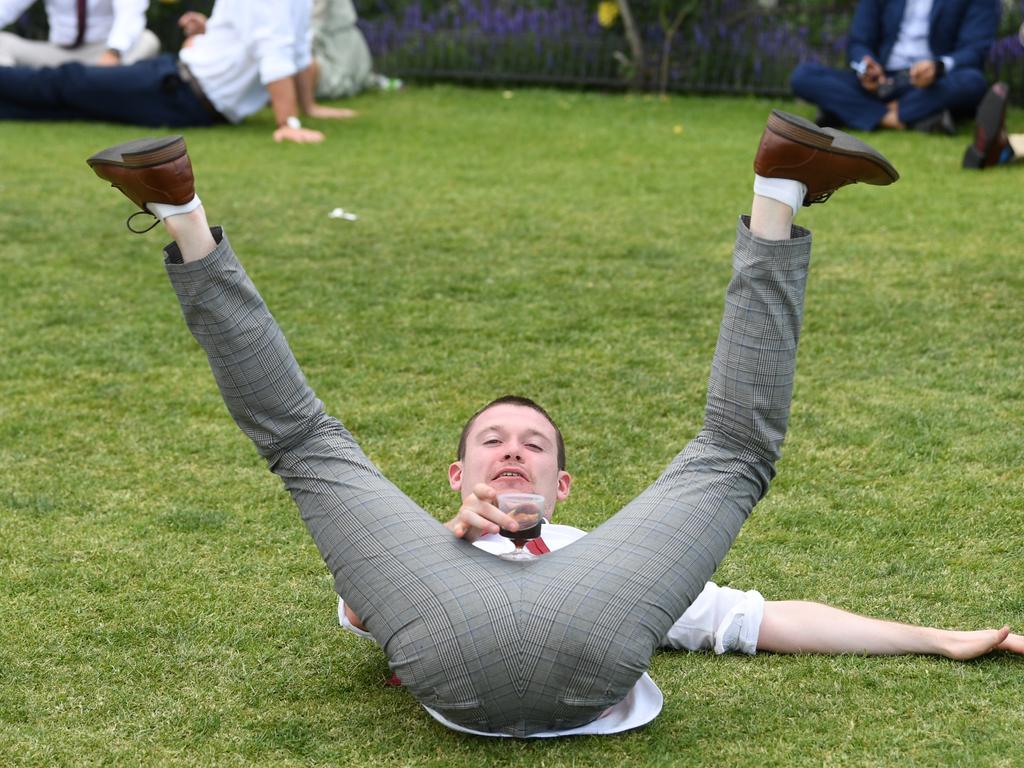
[259,53,300,85]
[106,10,146,54]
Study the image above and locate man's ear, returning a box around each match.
[448,461,463,491]
[556,470,572,501]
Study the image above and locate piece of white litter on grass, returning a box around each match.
[328,207,358,221]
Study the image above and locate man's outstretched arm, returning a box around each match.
[757,601,1024,660]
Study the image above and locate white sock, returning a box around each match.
[752,175,807,218]
[148,194,202,221]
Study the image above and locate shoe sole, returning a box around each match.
[766,110,899,183]
[961,146,985,169]
[962,84,1007,169]
[86,135,186,170]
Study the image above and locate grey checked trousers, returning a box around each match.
[164,218,812,736]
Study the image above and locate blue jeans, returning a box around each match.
[0,53,216,126]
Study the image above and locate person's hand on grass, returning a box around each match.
[941,626,1024,660]
[997,629,1024,656]
[273,125,325,144]
[445,483,518,542]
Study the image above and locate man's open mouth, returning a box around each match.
[493,469,529,481]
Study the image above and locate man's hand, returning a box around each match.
[445,483,519,542]
[96,49,121,66]
[178,11,207,38]
[857,55,884,92]
[910,59,938,88]
[305,104,358,120]
[273,125,325,143]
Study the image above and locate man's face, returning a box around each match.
[448,403,571,516]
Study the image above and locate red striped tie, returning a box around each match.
[525,537,550,556]
[74,0,87,48]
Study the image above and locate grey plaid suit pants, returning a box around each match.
[164,218,812,736]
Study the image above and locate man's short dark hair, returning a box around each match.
[457,395,566,470]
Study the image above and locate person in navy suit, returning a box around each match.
[790,0,999,133]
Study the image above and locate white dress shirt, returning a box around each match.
[338,522,765,737]
[886,0,955,72]
[179,0,313,124]
[0,0,149,54]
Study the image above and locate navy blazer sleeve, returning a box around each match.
[933,0,1000,71]
[847,0,887,66]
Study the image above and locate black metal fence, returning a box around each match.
[357,1,1024,101]
[8,0,1024,102]
[360,1,853,96]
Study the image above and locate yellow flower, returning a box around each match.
[597,1,620,28]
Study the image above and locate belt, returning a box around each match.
[176,60,228,123]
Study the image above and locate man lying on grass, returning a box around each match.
[333,395,1024,734]
[87,113,1023,738]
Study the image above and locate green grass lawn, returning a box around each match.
[1,86,1022,767]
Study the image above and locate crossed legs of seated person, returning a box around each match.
[790,60,987,134]
[0,28,160,67]
[87,116,1018,738]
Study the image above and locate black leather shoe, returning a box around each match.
[911,109,955,136]
[813,109,844,129]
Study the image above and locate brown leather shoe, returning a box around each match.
[754,110,899,205]
[86,135,195,216]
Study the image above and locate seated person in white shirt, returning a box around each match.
[179,0,378,104]
[0,0,352,144]
[338,395,1024,737]
[0,0,160,67]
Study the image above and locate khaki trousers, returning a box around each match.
[0,29,159,67]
